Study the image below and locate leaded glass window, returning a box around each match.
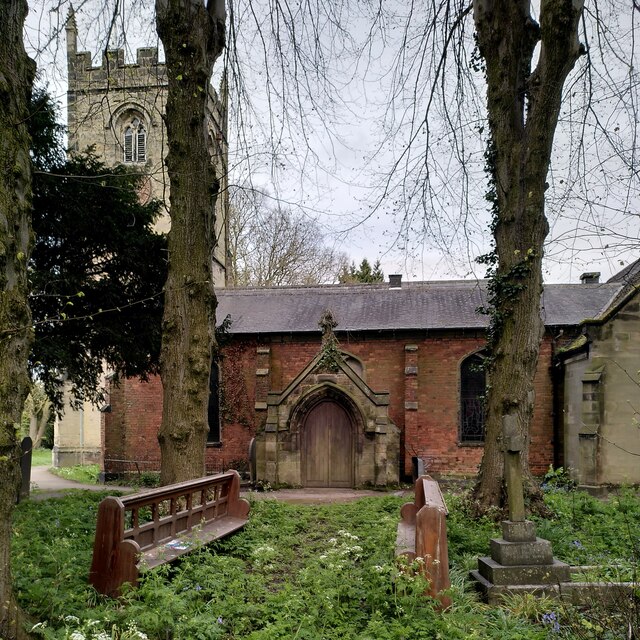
[460,352,486,443]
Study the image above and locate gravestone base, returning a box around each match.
[470,520,571,604]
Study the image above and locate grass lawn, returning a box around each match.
[30,448,53,467]
[29,448,100,485]
[12,488,639,639]
[44,462,157,487]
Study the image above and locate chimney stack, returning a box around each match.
[389,274,402,289]
[580,272,600,285]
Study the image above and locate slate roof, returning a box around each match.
[607,258,640,284]
[598,257,640,319]
[216,279,624,335]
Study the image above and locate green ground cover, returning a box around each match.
[48,464,101,485]
[45,461,160,488]
[30,448,53,467]
[11,488,639,639]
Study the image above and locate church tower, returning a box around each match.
[65,9,229,284]
[54,12,229,467]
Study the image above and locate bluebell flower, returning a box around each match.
[542,611,560,632]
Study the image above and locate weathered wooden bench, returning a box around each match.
[89,470,250,596]
[396,474,451,608]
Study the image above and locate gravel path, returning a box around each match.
[26,466,408,503]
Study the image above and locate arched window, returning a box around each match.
[123,117,146,163]
[460,352,486,443]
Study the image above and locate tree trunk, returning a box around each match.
[28,403,51,450]
[156,0,226,484]
[472,0,584,512]
[27,388,52,450]
[0,0,36,637]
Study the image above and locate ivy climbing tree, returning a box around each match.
[471,0,585,511]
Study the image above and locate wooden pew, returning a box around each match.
[396,475,451,608]
[89,470,250,596]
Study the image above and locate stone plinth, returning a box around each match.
[470,520,570,604]
[490,537,554,566]
[501,519,536,542]
[476,556,570,586]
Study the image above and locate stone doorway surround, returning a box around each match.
[254,312,400,487]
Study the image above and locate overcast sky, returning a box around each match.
[25,0,640,284]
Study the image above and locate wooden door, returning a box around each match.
[303,401,353,488]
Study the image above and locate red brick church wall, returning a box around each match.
[103,331,555,479]
[103,375,163,476]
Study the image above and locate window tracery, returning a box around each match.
[123,117,146,163]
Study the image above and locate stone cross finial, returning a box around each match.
[319,309,338,344]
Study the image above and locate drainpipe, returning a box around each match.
[551,330,564,470]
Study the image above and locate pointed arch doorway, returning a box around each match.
[302,400,353,488]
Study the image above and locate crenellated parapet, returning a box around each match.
[68,46,167,87]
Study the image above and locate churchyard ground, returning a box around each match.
[12,484,639,639]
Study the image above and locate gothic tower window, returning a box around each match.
[123,118,146,163]
[460,352,486,443]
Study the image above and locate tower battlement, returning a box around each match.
[68,49,167,91]
[70,47,163,76]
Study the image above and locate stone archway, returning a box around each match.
[302,400,353,487]
[255,335,400,487]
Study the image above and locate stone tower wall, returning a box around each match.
[65,13,228,283]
